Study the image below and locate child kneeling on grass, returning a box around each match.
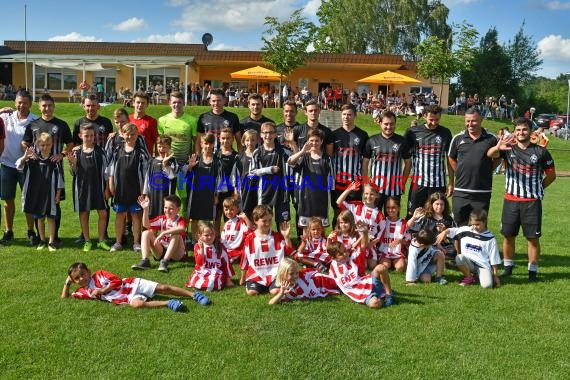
[131,194,187,273]
[436,209,501,288]
[327,221,395,309]
[406,228,448,285]
[269,258,339,305]
[61,262,210,311]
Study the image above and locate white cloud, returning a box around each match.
[112,17,148,32]
[166,0,188,6]
[48,32,102,42]
[538,34,570,62]
[543,1,570,10]
[302,0,322,20]
[132,32,194,43]
[172,0,297,31]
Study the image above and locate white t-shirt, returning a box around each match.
[447,226,501,270]
[1,111,38,167]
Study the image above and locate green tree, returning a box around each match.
[414,22,478,100]
[459,28,513,98]
[314,0,451,59]
[261,9,315,78]
[506,21,543,88]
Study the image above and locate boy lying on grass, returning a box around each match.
[61,262,210,312]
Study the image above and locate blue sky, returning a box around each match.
[2,0,569,79]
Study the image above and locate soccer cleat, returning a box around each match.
[110,242,123,252]
[74,233,85,245]
[132,259,151,270]
[435,277,448,285]
[48,243,57,252]
[28,230,39,246]
[0,230,14,244]
[500,265,514,277]
[167,299,185,312]
[459,275,476,286]
[36,241,47,250]
[83,241,92,252]
[132,243,142,252]
[528,270,538,282]
[192,290,211,306]
[384,292,395,307]
[97,241,111,251]
[157,260,169,273]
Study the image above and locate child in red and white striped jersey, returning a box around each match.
[61,262,210,311]
[377,197,410,272]
[327,222,394,309]
[268,258,339,305]
[295,217,331,272]
[187,221,234,291]
[239,205,295,296]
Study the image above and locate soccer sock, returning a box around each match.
[504,259,515,267]
[528,263,538,272]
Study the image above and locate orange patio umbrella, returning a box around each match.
[230,66,283,93]
[356,70,421,95]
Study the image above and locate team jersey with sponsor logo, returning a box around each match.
[405,241,438,282]
[187,243,234,291]
[129,115,158,154]
[71,270,140,305]
[404,124,452,188]
[197,110,240,153]
[290,153,333,220]
[500,143,555,200]
[143,156,179,219]
[73,116,114,148]
[295,236,331,265]
[378,218,410,260]
[148,214,187,248]
[293,123,334,151]
[240,231,294,286]
[328,247,373,304]
[332,126,369,188]
[221,217,254,259]
[280,268,339,302]
[71,145,108,212]
[363,133,411,195]
[327,231,362,252]
[23,117,73,156]
[250,144,291,206]
[340,201,384,239]
[447,226,501,270]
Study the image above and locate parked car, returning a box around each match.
[535,113,557,129]
[550,115,569,129]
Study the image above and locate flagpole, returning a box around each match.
[24,4,28,90]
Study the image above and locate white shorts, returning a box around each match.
[298,216,330,228]
[130,278,159,303]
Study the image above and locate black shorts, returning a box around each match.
[245,280,277,294]
[501,199,542,238]
[452,192,491,226]
[406,185,445,218]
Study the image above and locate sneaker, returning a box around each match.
[435,277,448,285]
[192,290,211,306]
[459,275,476,286]
[97,240,111,250]
[48,243,57,252]
[36,241,47,250]
[500,265,514,277]
[0,230,14,244]
[158,259,169,273]
[110,242,123,252]
[83,241,92,252]
[132,243,142,252]
[28,230,39,246]
[384,292,395,307]
[74,233,85,245]
[167,299,185,312]
[528,270,538,282]
[132,258,151,270]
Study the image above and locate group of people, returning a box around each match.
[0,87,556,312]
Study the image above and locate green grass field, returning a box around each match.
[1,101,569,379]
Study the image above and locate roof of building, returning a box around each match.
[2,40,416,69]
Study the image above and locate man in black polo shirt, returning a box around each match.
[196,88,241,153]
[239,93,273,137]
[448,107,499,226]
